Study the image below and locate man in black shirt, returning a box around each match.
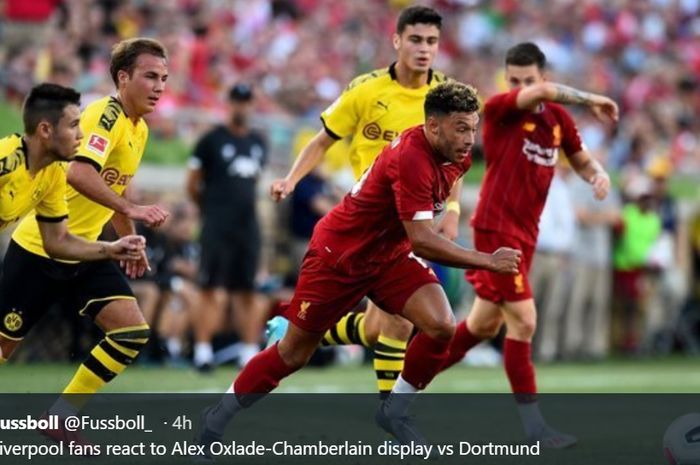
[186,83,268,372]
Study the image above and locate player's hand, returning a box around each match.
[126,204,170,228]
[590,171,610,200]
[588,95,619,123]
[434,211,459,241]
[106,235,146,261]
[270,178,295,202]
[120,249,151,279]
[487,247,522,274]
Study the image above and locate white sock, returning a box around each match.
[392,375,419,394]
[48,397,78,419]
[166,338,182,358]
[205,385,243,435]
[237,343,260,368]
[383,375,419,418]
[517,401,546,437]
[194,342,214,366]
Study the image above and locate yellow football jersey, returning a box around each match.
[13,96,149,258]
[320,63,448,179]
[0,134,68,232]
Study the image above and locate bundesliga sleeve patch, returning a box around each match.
[86,133,110,157]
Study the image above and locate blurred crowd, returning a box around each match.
[1,0,700,368]
[2,0,699,173]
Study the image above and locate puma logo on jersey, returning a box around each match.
[376,100,389,110]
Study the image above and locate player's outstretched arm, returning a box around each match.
[38,219,146,262]
[270,128,336,202]
[516,83,619,123]
[67,161,169,227]
[403,219,521,273]
[568,150,611,200]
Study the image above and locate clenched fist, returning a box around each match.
[487,247,522,274]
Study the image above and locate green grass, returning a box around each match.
[1,356,698,393]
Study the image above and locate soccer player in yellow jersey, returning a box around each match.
[270,6,462,396]
[6,39,169,439]
[0,82,147,362]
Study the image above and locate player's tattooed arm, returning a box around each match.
[517,83,619,122]
[551,84,595,105]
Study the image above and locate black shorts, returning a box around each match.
[198,230,260,292]
[0,240,135,340]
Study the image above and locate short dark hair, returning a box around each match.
[23,83,81,135]
[110,37,167,87]
[424,81,479,118]
[505,42,546,69]
[396,5,442,34]
[228,82,254,101]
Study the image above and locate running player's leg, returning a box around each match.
[440,296,503,371]
[501,297,576,447]
[376,281,453,446]
[365,253,451,444]
[200,248,369,447]
[441,228,511,370]
[62,298,147,395]
[372,304,413,396]
[0,240,62,364]
[58,260,148,410]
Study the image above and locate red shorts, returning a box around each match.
[286,248,440,333]
[465,229,535,303]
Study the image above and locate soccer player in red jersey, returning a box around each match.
[440,42,619,448]
[196,82,521,456]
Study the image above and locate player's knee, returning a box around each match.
[469,319,502,339]
[507,314,536,339]
[381,314,413,341]
[107,324,151,356]
[423,314,456,343]
[517,318,537,339]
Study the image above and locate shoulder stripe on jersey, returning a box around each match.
[412,211,434,221]
[431,71,448,83]
[74,156,102,172]
[346,67,390,91]
[98,97,124,132]
[0,143,25,177]
[320,117,342,140]
[36,214,68,223]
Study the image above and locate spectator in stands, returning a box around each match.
[564,156,621,360]
[612,176,661,353]
[530,163,576,362]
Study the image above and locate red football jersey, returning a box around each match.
[471,88,583,245]
[312,125,471,276]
